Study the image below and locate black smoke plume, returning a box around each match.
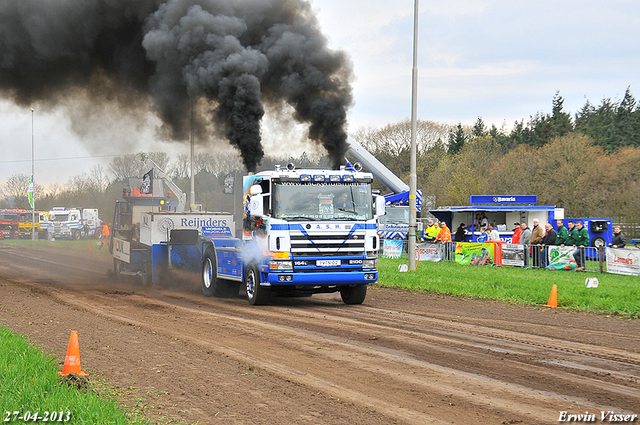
[0,0,353,172]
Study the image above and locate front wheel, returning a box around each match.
[340,285,367,305]
[73,230,81,240]
[245,263,270,305]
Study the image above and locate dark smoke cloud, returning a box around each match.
[0,0,353,172]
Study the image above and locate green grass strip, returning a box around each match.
[0,326,149,424]
[377,258,640,317]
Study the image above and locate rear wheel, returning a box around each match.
[340,285,367,305]
[202,249,240,298]
[245,263,270,305]
[202,250,217,297]
[113,259,124,280]
[591,236,605,248]
[141,263,152,286]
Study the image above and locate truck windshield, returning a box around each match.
[50,214,69,222]
[273,182,373,220]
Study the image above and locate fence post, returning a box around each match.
[598,245,604,274]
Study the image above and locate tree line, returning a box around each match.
[356,88,640,221]
[1,88,638,228]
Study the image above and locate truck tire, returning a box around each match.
[113,259,123,280]
[201,249,217,297]
[73,230,81,240]
[340,284,367,305]
[141,263,152,287]
[245,263,270,305]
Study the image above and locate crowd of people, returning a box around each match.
[418,217,628,271]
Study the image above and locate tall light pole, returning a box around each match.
[29,108,37,240]
[190,99,195,211]
[408,0,419,270]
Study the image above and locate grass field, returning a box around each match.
[0,327,151,425]
[377,257,640,317]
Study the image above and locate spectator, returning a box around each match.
[475,214,482,229]
[519,223,532,268]
[487,223,500,241]
[573,221,590,271]
[435,221,452,243]
[424,219,439,242]
[480,213,489,228]
[530,219,544,267]
[540,223,557,268]
[477,227,488,243]
[563,221,576,247]
[611,226,626,248]
[512,222,522,244]
[556,219,568,246]
[454,223,466,242]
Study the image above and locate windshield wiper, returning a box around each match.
[285,216,318,221]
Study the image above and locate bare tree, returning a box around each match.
[1,173,44,209]
[109,152,171,181]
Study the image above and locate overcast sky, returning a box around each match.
[2,0,639,186]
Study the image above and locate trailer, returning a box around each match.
[430,195,612,247]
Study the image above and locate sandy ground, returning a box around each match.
[0,243,639,425]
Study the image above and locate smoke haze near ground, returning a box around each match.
[0,0,353,172]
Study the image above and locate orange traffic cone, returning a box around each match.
[545,284,558,308]
[59,331,88,376]
[87,243,91,251]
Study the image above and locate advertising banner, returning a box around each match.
[415,242,441,262]
[383,239,403,259]
[501,243,525,267]
[606,248,640,276]
[546,246,576,270]
[454,242,495,265]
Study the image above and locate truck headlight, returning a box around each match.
[363,259,376,269]
[270,261,293,271]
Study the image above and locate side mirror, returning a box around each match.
[373,195,386,218]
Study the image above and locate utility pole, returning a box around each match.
[408,0,419,270]
[30,108,36,241]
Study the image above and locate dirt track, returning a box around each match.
[1,243,639,425]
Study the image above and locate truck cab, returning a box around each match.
[201,164,386,305]
[18,210,49,238]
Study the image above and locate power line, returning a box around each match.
[0,154,123,165]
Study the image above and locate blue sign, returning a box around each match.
[469,195,537,204]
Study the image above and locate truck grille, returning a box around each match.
[290,233,365,257]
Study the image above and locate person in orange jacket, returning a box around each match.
[435,221,452,243]
[99,223,111,249]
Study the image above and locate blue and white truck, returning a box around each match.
[47,207,102,240]
[110,154,384,305]
[201,164,385,305]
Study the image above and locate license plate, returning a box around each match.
[316,259,341,267]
